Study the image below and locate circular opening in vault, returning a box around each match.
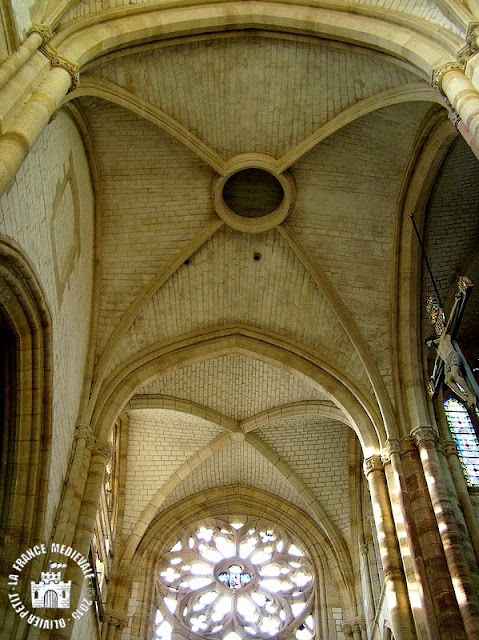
[222,168,284,218]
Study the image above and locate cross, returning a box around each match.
[425,277,478,409]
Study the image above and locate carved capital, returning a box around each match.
[431,61,464,95]
[92,440,112,460]
[28,24,52,46]
[363,455,383,476]
[75,424,95,447]
[466,22,479,48]
[39,43,79,91]
[458,43,477,66]
[381,439,401,464]
[443,440,459,458]
[102,608,127,629]
[457,23,479,66]
[411,426,438,447]
[458,276,473,294]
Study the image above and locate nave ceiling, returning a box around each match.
[0,0,478,617]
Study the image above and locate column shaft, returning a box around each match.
[440,69,479,146]
[386,442,440,640]
[365,457,417,640]
[0,66,72,195]
[414,428,479,640]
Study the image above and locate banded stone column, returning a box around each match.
[0,41,78,196]
[442,440,479,561]
[383,439,440,640]
[0,24,52,91]
[364,455,417,640]
[401,436,466,640]
[412,427,479,640]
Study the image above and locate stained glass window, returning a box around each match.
[444,397,479,488]
[153,519,315,640]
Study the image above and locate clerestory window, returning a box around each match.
[443,397,479,488]
[154,518,315,640]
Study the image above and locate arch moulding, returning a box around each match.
[90,330,384,451]
[123,485,357,627]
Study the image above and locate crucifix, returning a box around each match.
[425,276,478,409]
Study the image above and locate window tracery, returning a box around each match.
[443,397,479,488]
[154,519,315,640]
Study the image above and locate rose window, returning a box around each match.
[154,519,315,640]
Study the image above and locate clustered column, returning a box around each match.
[363,455,417,640]
[412,426,479,640]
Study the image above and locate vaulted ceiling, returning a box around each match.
[2,0,478,579]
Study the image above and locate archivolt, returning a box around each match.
[55,2,459,76]
[129,484,356,614]
[0,235,52,634]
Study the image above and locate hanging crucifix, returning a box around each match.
[425,276,477,409]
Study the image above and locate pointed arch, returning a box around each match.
[0,235,52,632]
[90,329,383,450]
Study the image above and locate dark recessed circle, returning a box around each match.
[222,168,284,218]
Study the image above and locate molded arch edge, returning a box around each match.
[55,3,459,77]
[127,484,357,614]
[0,235,52,566]
[91,330,383,450]
[394,115,458,432]
[126,395,347,433]
[65,77,442,175]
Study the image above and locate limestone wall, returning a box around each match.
[0,108,94,540]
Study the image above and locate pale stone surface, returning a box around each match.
[89,36,419,160]
[290,101,432,394]
[123,409,223,535]
[106,226,370,393]
[0,110,94,539]
[0,4,478,640]
[159,439,312,518]
[61,0,463,37]
[258,415,352,540]
[139,353,328,419]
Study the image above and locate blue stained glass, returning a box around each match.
[444,398,479,488]
[217,565,252,589]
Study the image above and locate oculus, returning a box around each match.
[212,160,295,233]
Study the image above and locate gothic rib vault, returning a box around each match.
[0,1,479,640]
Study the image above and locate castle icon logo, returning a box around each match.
[8,542,94,629]
[31,563,71,609]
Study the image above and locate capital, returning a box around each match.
[381,439,401,463]
[27,24,53,46]
[39,44,80,91]
[75,424,94,446]
[102,608,127,629]
[411,426,438,447]
[431,61,464,95]
[92,440,112,460]
[443,440,459,458]
[341,622,354,639]
[363,455,383,476]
